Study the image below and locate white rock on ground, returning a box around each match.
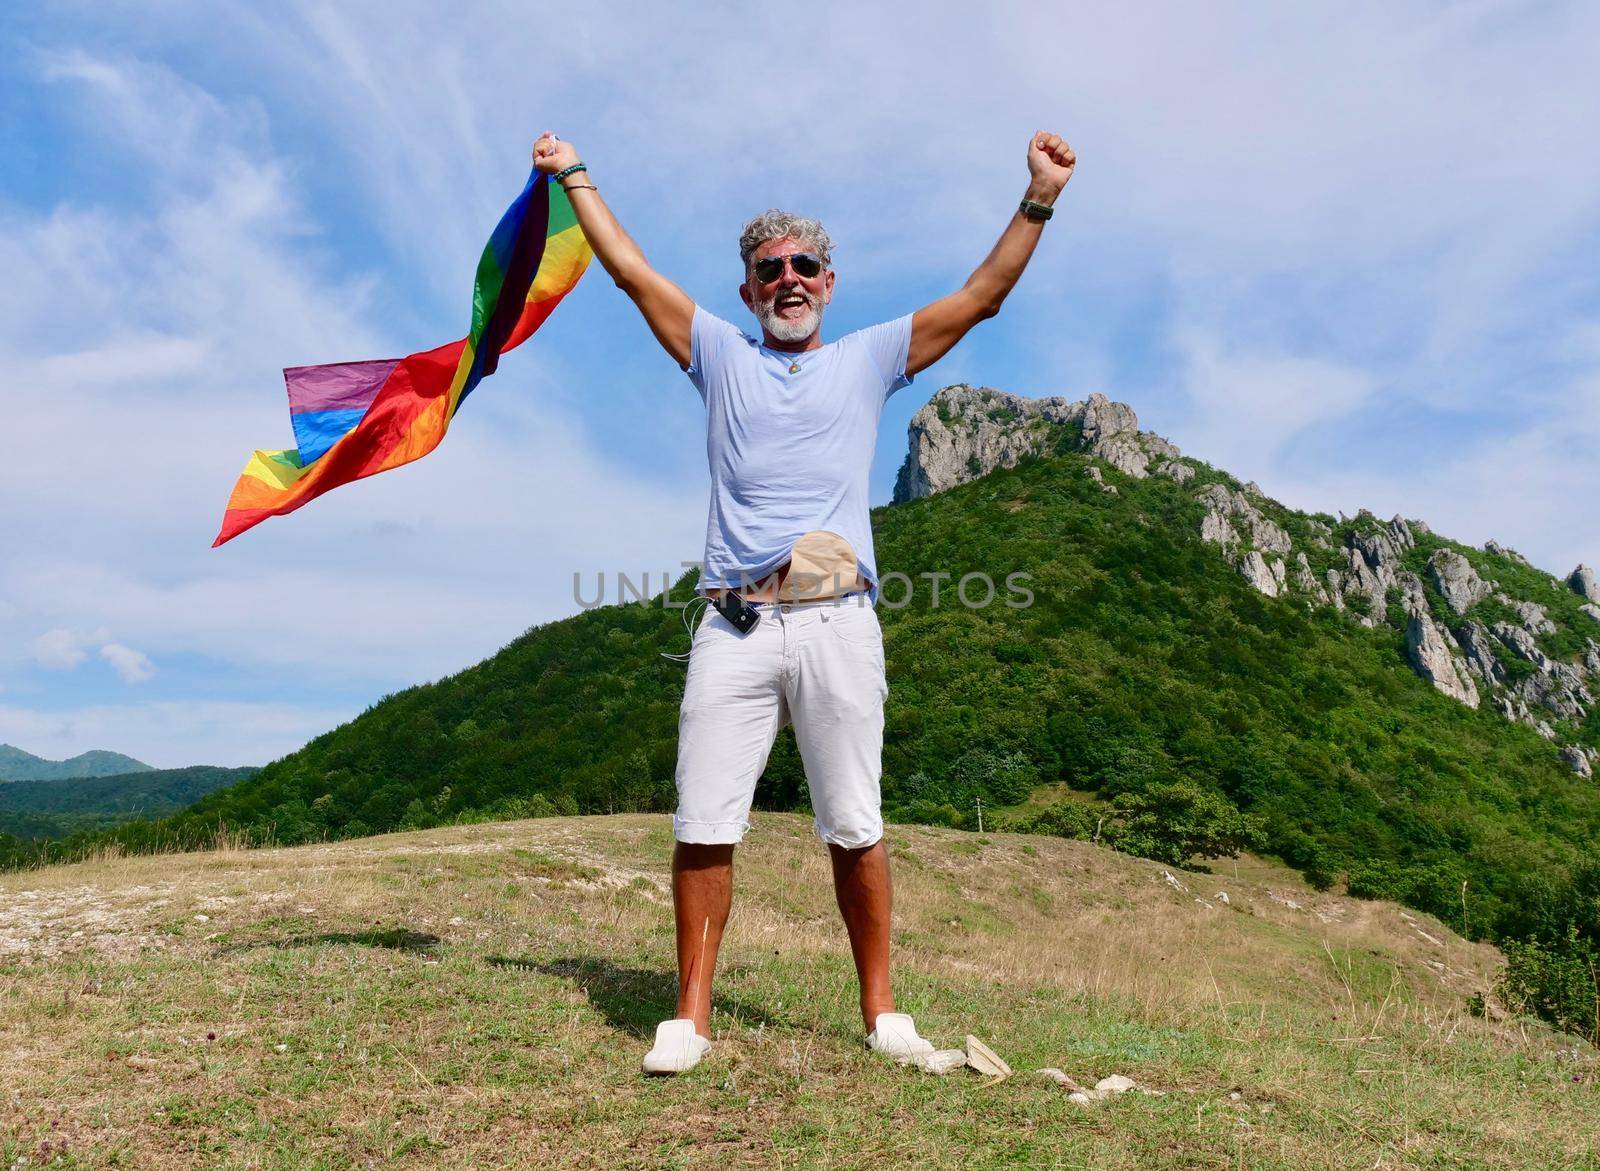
[964,1035,1012,1079]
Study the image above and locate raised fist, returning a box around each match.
[1028,131,1076,194]
[532,131,580,176]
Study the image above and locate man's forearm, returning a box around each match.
[961,178,1062,317]
[558,170,655,294]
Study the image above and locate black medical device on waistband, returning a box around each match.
[712,590,762,634]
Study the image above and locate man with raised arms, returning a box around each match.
[531,129,1076,1074]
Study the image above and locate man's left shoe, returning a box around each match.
[865,1012,935,1063]
[642,1018,712,1075]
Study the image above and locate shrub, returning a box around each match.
[1105,781,1264,867]
[1497,929,1599,1045]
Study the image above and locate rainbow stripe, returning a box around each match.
[213,168,591,546]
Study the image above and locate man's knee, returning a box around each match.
[673,840,736,869]
[815,815,883,851]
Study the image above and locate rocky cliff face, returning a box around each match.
[892,386,1180,503]
[895,384,1600,778]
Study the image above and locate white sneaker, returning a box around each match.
[641,1018,711,1075]
[865,1012,935,1063]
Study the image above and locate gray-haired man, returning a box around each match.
[532,130,1076,1073]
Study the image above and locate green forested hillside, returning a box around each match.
[0,765,256,843]
[11,445,1599,1035]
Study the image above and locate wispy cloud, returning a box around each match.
[31,628,105,672]
[99,644,156,684]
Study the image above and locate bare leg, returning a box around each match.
[828,839,896,1031]
[672,842,734,1036]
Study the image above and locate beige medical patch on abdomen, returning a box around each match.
[778,530,866,601]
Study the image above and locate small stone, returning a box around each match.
[124,1055,158,1070]
[918,1049,968,1075]
[193,914,209,923]
[274,1044,288,1053]
[1037,1068,1086,1092]
[964,1035,1012,1079]
[1217,891,1231,905]
[1095,1074,1137,1095]
[1066,1091,1093,1105]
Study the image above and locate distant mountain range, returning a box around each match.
[0,744,152,782]
[0,765,256,842]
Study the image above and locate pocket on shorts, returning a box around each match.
[829,602,882,649]
[690,606,732,650]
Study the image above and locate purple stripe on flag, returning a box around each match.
[284,358,401,415]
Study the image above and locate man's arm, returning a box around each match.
[533,132,694,368]
[906,132,1076,377]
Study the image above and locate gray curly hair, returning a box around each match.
[738,210,833,272]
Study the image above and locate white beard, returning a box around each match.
[755,288,825,343]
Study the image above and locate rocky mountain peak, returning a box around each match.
[892,387,1186,504]
[894,383,1600,779]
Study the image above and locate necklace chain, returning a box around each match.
[773,347,817,375]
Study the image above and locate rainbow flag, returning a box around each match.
[213,167,590,546]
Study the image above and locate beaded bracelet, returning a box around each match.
[1019,198,1054,222]
[552,162,587,183]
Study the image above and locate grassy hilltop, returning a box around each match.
[2,814,1595,1169]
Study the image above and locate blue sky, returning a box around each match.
[3,2,1598,768]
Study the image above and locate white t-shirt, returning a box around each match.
[684,306,914,599]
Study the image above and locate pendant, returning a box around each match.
[788,362,801,374]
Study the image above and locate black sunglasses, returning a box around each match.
[752,252,824,283]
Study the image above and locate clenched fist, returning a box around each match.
[1028,131,1076,196]
[532,131,580,176]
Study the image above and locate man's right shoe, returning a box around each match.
[642,1018,712,1075]
[865,1012,935,1063]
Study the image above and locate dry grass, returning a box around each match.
[1,813,1595,1169]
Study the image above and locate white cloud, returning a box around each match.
[1164,329,1379,483]
[31,628,105,671]
[99,644,156,684]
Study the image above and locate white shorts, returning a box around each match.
[674,593,888,848]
